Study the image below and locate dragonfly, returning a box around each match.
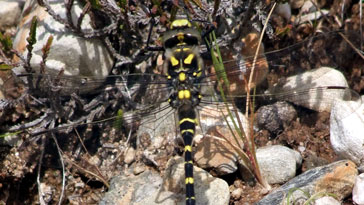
[0,20,362,205]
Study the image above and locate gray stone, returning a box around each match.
[256,101,297,135]
[100,156,230,205]
[330,95,364,170]
[99,171,175,205]
[256,145,302,184]
[13,0,114,95]
[257,160,358,205]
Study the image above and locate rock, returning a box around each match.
[269,67,349,113]
[353,173,364,205]
[194,106,248,176]
[0,0,23,28]
[295,10,329,25]
[256,145,302,184]
[163,157,230,205]
[99,171,176,205]
[256,160,358,204]
[330,95,364,170]
[124,147,136,165]
[39,182,55,204]
[198,104,249,135]
[133,163,145,175]
[256,101,297,136]
[303,153,329,170]
[314,196,341,205]
[275,2,291,22]
[300,0,316,14]
[89,155,101,167]
[194,126,240,175]
[101,156,230,205]
[12,0,114,95]
[231,187,243,200]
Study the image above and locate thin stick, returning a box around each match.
[244,2,277,190]
[51,134,65,205]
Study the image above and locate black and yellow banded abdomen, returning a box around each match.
[178,104,197,205]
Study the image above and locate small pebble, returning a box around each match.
[133,164,146,175]
[231,188,243,200]
[124,147,136,165]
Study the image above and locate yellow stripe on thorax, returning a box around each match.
[184,54,194,64]
[170,19,192,29]
[170,56,179,66]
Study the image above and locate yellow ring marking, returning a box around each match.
[179,118,196,125]
[181,129,194,135]
[185,177,194,184]
[184,145,192,152]
[185,160,193,164]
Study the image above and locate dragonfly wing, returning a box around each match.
[268,67,356,113]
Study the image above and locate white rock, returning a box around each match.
[314,196,341,205]
[295,10,329,25]
[124,147,136,165]
[0,0,23,28]
[353,173,364,204]
[257,145,302,184]
[300,0,316,14]
[269,67,349,113]
[12,0,114,94]
[330,95,364,169]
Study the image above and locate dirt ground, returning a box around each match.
[1,1,364,204]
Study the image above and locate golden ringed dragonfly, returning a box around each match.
[0,18,363,205]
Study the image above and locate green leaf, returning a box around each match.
[26,16,38,53]
[0,32,13,51]
[0,63,12,70]
[0,131,21,138]
[42,35,53,57]
[113,109,124,130]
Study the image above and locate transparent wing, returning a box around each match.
[1,30,362,139]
